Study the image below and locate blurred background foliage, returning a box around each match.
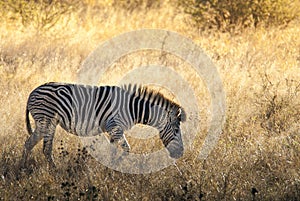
[0,0,81,32]
[0,0,299,33]
[178,0,300,31]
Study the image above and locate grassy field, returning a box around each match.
[0,1,300,200]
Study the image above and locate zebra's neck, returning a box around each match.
[124,84,173,129]
[133,101,168,131]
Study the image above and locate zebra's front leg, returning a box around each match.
[118,135,130,153]
[110,127,130,153]
[105,121,130,153]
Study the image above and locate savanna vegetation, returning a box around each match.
[0,0,299,200]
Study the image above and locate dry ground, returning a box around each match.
[0,2,299,200]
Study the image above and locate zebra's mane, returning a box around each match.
[121,84,186,122]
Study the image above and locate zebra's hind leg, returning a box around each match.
[42,125,56,169]
[20,130,43,168]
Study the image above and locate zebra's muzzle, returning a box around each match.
[167,145,184,159]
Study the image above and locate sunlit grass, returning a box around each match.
[0,2,299,200]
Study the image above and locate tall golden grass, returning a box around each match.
[0,1,299,200]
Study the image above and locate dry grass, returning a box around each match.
[0,2,300,200]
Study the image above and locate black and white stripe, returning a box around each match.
[21,82,186,168]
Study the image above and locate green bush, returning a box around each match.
[0,0,80,32]
[178,0,300,31]
[112,0,162,12]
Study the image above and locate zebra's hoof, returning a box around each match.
[121,144,130,152]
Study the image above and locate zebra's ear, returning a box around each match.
[177,108,186,122]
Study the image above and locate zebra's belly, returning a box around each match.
[59,119,104,137]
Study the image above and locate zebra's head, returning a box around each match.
[124,84,187,159]
[160,105,186,159]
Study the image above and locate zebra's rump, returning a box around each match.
[27,83,134,136]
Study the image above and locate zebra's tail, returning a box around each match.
[26,108,33,135]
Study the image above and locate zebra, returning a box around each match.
[21,82,186,168]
